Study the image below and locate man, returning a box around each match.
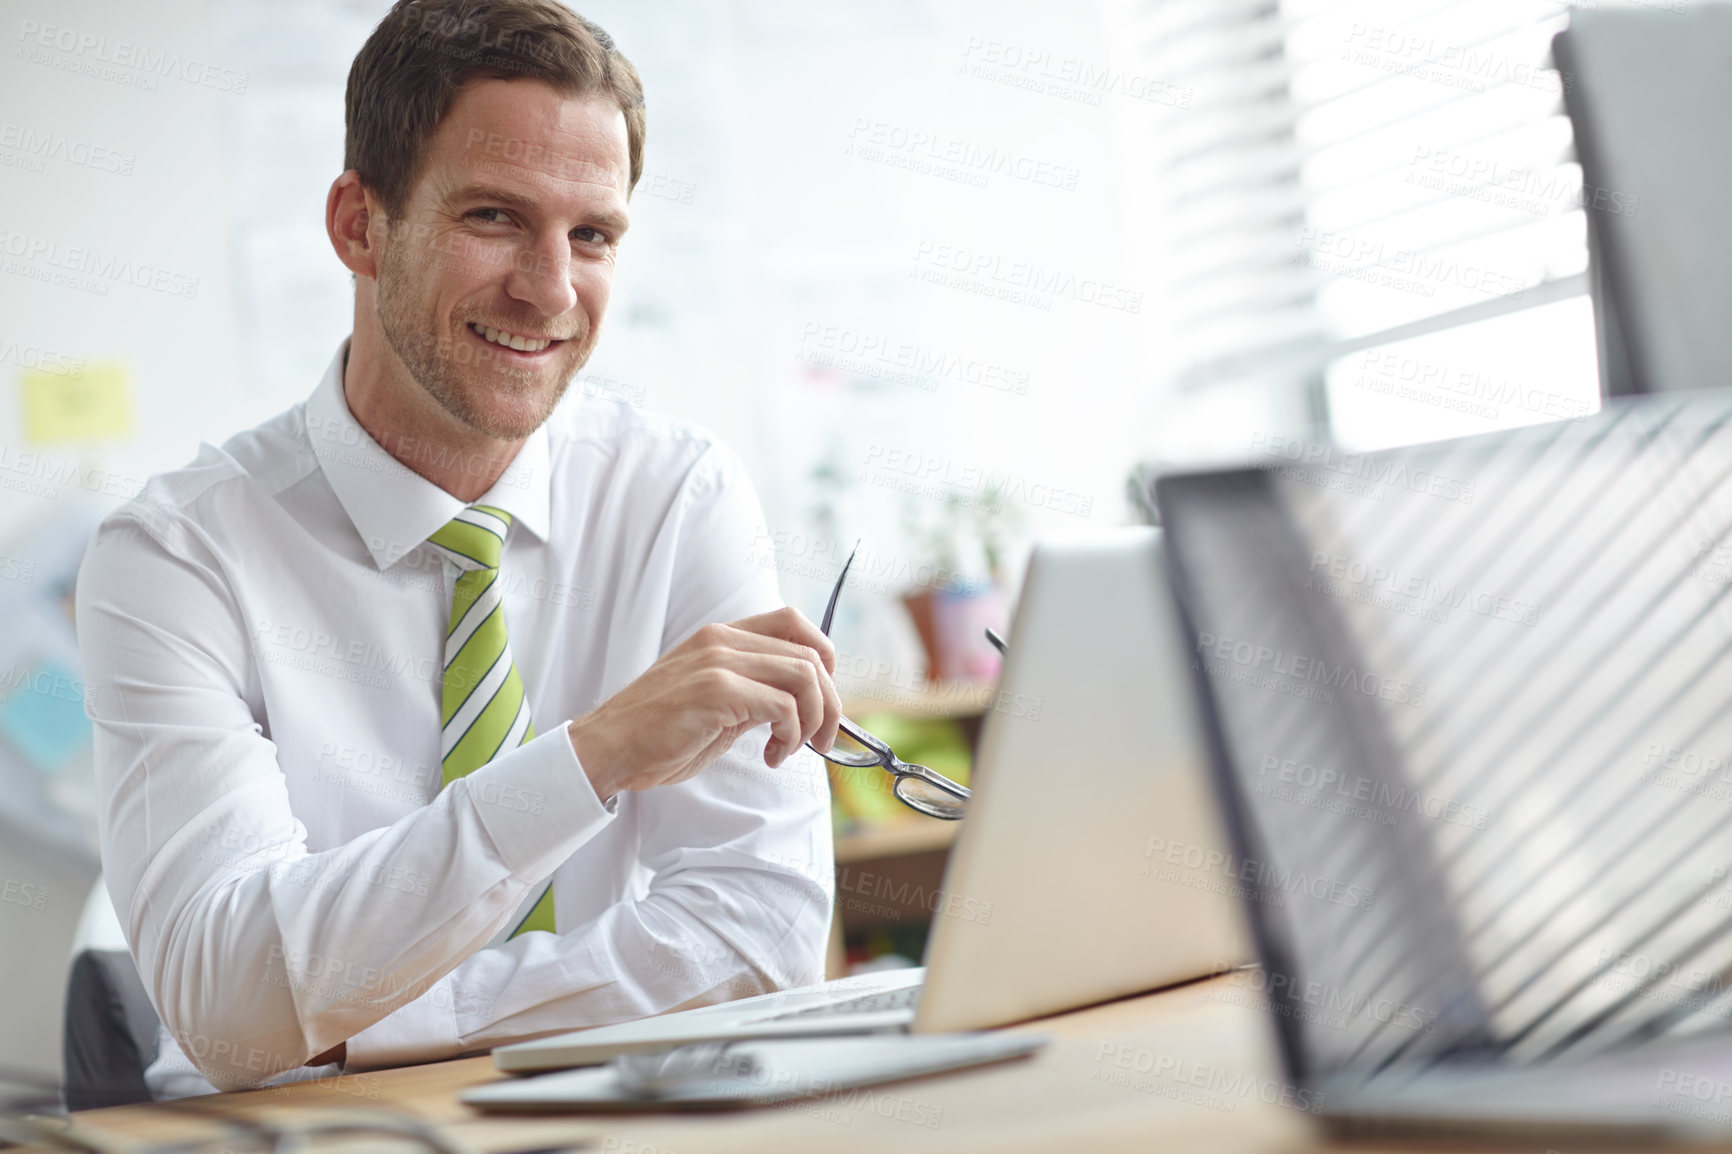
[75,0,840,1095]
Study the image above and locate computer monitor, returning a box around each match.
[1556,8,1732,397]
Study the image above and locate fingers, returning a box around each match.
[688,617,841,753]
[710,650,839,765]
[699,667,804,767]
[728,606,837,674]
[579,610,845,793]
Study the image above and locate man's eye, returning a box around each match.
[573,227,607,245]
[469,208,511,225]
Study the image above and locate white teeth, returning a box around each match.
[471,323,550,352]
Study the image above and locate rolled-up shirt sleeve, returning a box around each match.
[78,511,616,1090]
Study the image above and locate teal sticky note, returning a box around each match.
[0,659,92,774]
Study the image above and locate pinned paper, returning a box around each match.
[20,360,133,444]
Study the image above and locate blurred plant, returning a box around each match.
[970,482,1023,582]
[900,481,1024,588]
[806,438,853,544]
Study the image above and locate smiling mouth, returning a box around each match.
[467,322,566,354]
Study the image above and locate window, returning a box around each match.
[1135,0,1600,455]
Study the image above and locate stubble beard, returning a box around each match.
[374,235,582,441]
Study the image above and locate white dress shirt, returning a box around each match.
[75,342,833,1093]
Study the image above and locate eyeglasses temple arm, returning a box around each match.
[835,713,892,757]
[819,539,860,636]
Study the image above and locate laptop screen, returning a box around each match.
[1156,393,1732,1088]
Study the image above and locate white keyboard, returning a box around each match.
[759,982,923,1022]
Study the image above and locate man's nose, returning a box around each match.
[504,232,578,318]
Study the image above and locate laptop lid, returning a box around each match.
[1155,394,1732,1098]
[913,527,1250,1034]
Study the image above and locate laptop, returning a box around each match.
[492,527,1250,1073]
[1156,391,1732,1142]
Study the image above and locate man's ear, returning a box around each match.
[327,170,381,280]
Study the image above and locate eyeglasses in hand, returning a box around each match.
[804,543,972,821]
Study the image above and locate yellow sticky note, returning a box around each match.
[20,360,133,444]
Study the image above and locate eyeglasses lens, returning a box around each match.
[893,774,968,819]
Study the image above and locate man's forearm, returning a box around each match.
[344,869,831,1070]
[125,727,616,1090]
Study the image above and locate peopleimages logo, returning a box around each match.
[0,336,84,378]
[0,664,96,709]
[847,117,1081,191]
[859,444,1094,518]
[252,618,436,687]
[1307,550,1541,627]
[1092,1043,1325,1114]
[0,228,200,298]
[1294,226,1527,300]
[1350,348,1592,422]
[1257,755,1488,830]
[1407,144,1639,220]
[1341,23,1569,97]
[1212,964,1439,1034]
[0,121,134,174]
[0,878,48,911]
[1641,742,1732,787]
[1247,431,1478,505]
[798,322,1031,395]
[16,19,249,93]
[910,240,1143,314]
[1142,836,1375,912]
[1194,631,1426,708]
[957,37,1193,109]
[836,864,993,925]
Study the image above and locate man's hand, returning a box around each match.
[567,606,842,800]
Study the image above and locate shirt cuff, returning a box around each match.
[459,718,617,886]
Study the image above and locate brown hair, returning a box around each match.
[345,0,645,217]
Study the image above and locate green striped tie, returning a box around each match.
[427,503,556,937]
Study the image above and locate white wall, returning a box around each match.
[0,0,1178,604]
[0,0,1185,1073]
[580,0,1174,665]
[0,0,252,1080]
[0,0,253,546]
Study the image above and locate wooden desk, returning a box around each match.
[50,974,1336,1154]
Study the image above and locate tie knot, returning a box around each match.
[427,504,513,572]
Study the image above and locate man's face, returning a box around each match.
[372,78,631,440]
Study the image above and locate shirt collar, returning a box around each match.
[306,340,553,571]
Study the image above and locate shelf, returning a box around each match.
[834,818,960,864]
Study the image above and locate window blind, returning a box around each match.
[1140,0,1591,402]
